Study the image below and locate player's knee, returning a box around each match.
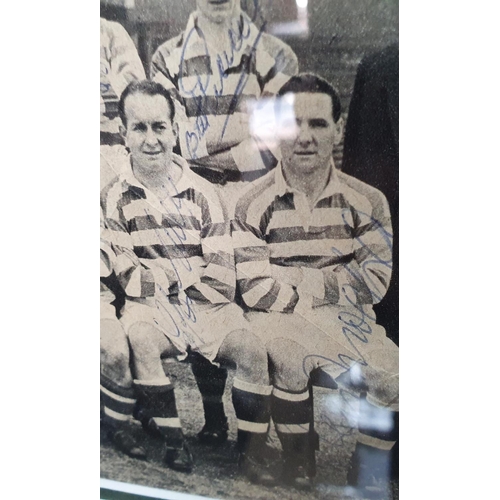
[267,338,303,370]
[100,320,129,364]
[127,321,161,361]
[369,372,399,408]
[100,320,131,383]
[224,329,268,382]
[100,351,132,385]
[268,338,309,391]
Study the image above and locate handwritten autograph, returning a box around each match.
[302,209,393,378]
[180,8,267,159]
[334,208,393,303]
[141,174,208,349]
[100,62,112,94]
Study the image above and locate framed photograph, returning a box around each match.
[100,1,399,499]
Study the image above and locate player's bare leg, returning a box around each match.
[100,316,146,460]
[268,335,399,495]
[128,321,193,472]
[267,338,318,488]
[215,329,277,485]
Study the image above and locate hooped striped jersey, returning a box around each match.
[151,10,298,180]
[100,154,235,305]
[100,18,145,134]
[232,161,393,313]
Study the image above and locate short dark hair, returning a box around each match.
[276,73,342,123]
[118,80,176,128]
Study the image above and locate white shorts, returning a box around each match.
[246,304,399,409]
[120,298,249,364]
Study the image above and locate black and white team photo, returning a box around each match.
[100,1,399,499]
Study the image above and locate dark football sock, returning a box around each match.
[100,374,136,429]
[134,378,184,449]
[191,355,228,429]
[271,386,316,476]
[231,378,272,457]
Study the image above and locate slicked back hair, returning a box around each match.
[118,80,176,128]
[276,73,342,123]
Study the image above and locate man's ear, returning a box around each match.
[333,116,344,146]
[172,121,179,141]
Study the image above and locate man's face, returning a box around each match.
[121,93,178,171]
[278,92,343,176]
[196,0,239,24]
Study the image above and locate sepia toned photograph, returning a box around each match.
[100,1,399,499]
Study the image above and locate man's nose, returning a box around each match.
[144,127,158,146]
[297,124,313,144]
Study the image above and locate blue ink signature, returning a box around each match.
[179,25,210,160]
[144,178,196,286]
[140,175,204,349]
[154,284,205,349]
[178,7,266,159]
[331,208,392,304]
[302,210,393,378]
[100,62,112,94]
[219,18,266,141]
[213,15,251,97]
[241,0,267,25]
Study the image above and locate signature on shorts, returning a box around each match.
[302,210,393,376]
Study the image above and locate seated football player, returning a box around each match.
[101,80,277,484]
[232,73,399,491]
